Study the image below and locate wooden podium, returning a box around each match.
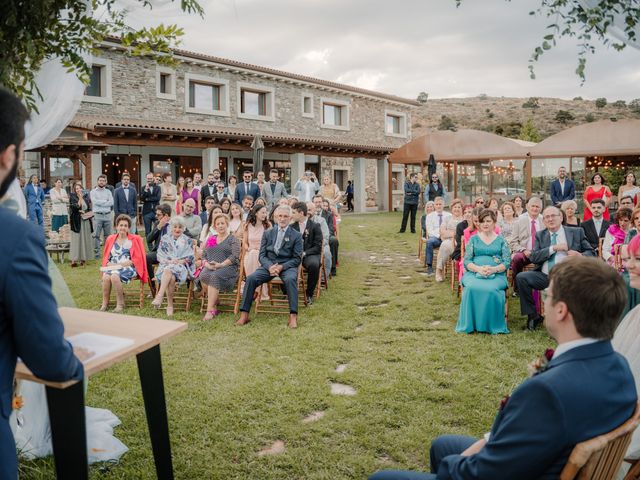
[15,307,187,480]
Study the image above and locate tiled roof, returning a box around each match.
[101,38,420,107]
[70,115,396,153]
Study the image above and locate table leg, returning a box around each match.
[137,345,174,480]
[45,381,88,480]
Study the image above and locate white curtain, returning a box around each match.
[577,0,640,49]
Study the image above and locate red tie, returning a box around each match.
[530,219,536,248]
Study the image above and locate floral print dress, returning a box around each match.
[156,233,195,284]
[103,239,137,283]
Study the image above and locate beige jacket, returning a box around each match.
[508,214,543,253]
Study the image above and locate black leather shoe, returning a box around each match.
[526,315,544,331]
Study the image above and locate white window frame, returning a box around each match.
[82,57,112,105]
[301,93,314,118]
[156,67,176,100]
[384,109,408,138]
[184,73,230,117]
[236,81,275,122]
[320,97,350,131]
[392,166,405,194]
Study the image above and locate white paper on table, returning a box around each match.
[67,332,135,362]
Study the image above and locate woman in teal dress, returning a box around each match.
[456,209,510,334]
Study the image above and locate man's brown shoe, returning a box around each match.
[288,313,298,329]
[236,311,251,326]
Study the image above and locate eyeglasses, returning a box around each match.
[475,200,484,204]
[543,214,561,219]
[217,186,224,188]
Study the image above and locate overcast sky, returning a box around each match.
[122,0,640,101]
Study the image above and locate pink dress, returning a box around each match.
[181,188,200,214]
[243,224,269,299]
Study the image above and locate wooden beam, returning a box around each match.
[149,134,158,140]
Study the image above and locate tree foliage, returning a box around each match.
[630,99,640,113]
[518,118,542,142]
[0,0,204,111]
[438,115,457,131]
[456,1,640,82]
[493,122,522,138]
[522,97,540,110]
[595,97,608,108]
[416,91,429,103]
[555,109,575,124]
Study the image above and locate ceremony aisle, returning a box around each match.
[21,212,550,479]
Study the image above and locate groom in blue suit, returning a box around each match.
[237,204,303,328]
[370,257,637,480]
[0,88,84,480]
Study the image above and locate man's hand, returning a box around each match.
[461,438,486,457]
[268,264,280,276]
[554,242,569,252]
[524,249,531,257]
[73,346,95,362]
[567,250,581,257]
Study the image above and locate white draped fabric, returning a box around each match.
[577,0,640,49]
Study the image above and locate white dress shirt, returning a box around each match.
[552,338,599,359]
[542,227,568,275]
[593,217,604,236]
[425,211,452,239]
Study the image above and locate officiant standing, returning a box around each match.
[0,87,87,480]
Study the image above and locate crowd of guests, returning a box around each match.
[76,167,343,328]
[411,166,640,336]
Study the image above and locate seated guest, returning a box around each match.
[434,199,464,282]
[513,195,526,217]
[370,256,636,480]
[309,201,332,279]
[200,195,216,227]
[497,201,516,240]
[517,206,594,331]
[100,214,148,312]
[229,202,244,237]
[199,205,224,245]
[487,197,501,221]
[560,199,580,226]
[237,205,303,328]
[181,198,202,242]
[451,204,474,263]
[473,196,485,209]
[457,207,484,283]
[624,206,640,244]
[254,197,267,209]
[213,182,227,204]
[420,201,435,239]
[314,194,340,276]
[580,198,610,254]
[241,195,254,221]
[620,194,635,211]
[291,201,323,305]
[145,204,172,295]
[151,216,195,316]
[200,213,241,321]
[508,196,543,297]
[456,208,510,334]
[242,204,272,301]
[219,197,231,215]
[602,207,632,264]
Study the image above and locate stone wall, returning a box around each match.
[321,156,379,206]
[78,45,413,148]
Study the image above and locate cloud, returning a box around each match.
[116,0,640,101]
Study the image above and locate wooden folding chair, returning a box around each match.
[160,281,193,312]
[319,249,329,294]
[255,264,307,314]
[560,403,640,480]
[123,277,145,308]
[199,250,245,315]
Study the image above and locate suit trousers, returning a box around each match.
[143,211,156,236]
[425,236,442,267]
[516,270,549,316]
[329,236,339,273]
[1,418,17,480]
[510,252,531,293]
[436,239,454,270]
[303,254,321,298]
[28,204,43,226]
[400,203,418,233]
[240,266,299,313]
[146,251,158,288]
[368,435,476,480]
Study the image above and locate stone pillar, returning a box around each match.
[353,157,367,213]
[376,157,389,212]
[202,147,220,175]
[290,153,305,193]
[90,152,102,188]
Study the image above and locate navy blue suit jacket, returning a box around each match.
[437,341,637,479]
[550,179,576,205]
[235,182,260,204]
[259,225,303,272]
[0,208,83,478]
[140,183,161,215]
[113,185,138,218]
[23,183,44,208]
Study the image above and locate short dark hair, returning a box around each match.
[590,172,607,185]
[292,201,307,215]
[121,173,130,180]
[549,257,626,339]
[0,87,29,153]
[162,172,172,180]
[270,169,278,175]
[97,174,107,181]
[204,195,216,204]
[242,195,253,203]
[590,198,605,207]
[156,204,172,216]
[114,214,132,228]
[478,208,497,223]
[616,207,633,223]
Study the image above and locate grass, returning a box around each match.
[20,212,552,479]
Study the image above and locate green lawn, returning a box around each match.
[21,212,552,479]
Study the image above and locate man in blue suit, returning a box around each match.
[0,88,84,480]
[23,174,45,226]
[113,172,138,233]
[237,205,303,328]
[234,170,260,204]
[369,256,636,480]
[550,166,575,207]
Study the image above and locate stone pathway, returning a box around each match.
[258,440,286,456]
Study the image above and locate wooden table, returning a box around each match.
[45,243,70,263]
[15,307,187,480]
